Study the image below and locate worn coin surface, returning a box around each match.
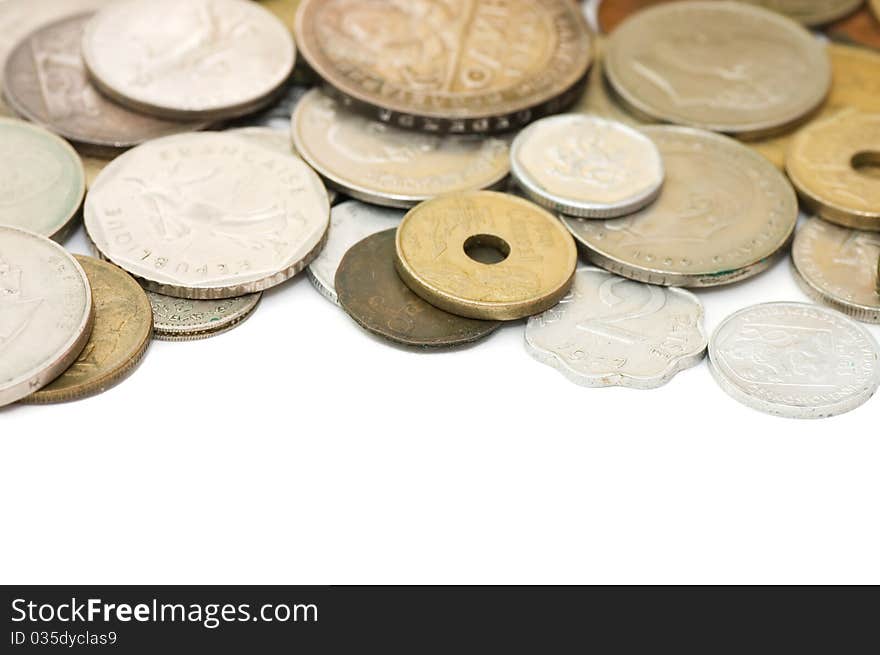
[308,200,404,305]
[149,291,261,341]
[336,229,500,348]
[4,14,206,157]
[25,256,152,404]
[82,0,296,121]
[571,39,647,128]
[85,131,330,299]
[0,118,85,240]
[291,90,510,208]
[828,5,880,51]
[395,191,578,321]
[0,227,93,408]
[792,217,880,323]
[709,302,880,419]
[511,114,664,218]
[526,267,707,389]
[786,111,880,231]
[604,2,831,137]
[294,0,594,134]
[562,126,798,287]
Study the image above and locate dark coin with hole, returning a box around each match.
[335,229,501,348]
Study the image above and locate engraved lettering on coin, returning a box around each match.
[149,291,261,341]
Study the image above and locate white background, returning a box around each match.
[2,0,879,585]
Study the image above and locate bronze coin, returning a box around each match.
[827,6,880,51]
[335,229,500,348]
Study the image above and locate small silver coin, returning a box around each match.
[148,291,261,342]
[525,267,707,389]
[307,200,404,305]
[0,226,93,408]
[709,302,880,419]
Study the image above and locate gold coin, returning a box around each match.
[24,256,153,404]
[395,192,577,321]
[873,0,880,20]
[294,0,594,134]
[786,111,880,231]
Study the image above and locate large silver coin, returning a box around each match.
[227,81,309,131]
[82,0,295,121]
[709,302,880,419]
[84,131,330,299]
[0,226,93,408]
[148,291,261,341]
[0,118,85,240]
[525,267,707,389]
[307,200,404,305]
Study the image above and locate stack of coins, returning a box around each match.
[2,0,879,420]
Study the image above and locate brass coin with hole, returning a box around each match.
[394,192,578,321]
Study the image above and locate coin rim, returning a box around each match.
[150,292,262,341]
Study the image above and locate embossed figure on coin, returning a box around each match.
[148,291,261,341]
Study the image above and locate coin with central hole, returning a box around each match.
[395,192,578,321]
[786,111,880,231]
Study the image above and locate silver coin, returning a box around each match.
[0,226,93,408]
[525,267,707,389]
[307,200,404,305]
[148,291,261,341]
[227,81,309,131]
[84,131,330,299]
[709,302,880,419]
[510,114,664,218]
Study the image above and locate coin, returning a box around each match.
[24,256,152,404]
[149,291,261,341]
[792,217,880,323]
[336,229,500,348]
[562,126,798,287]
[227,81,310,131]
[873,0,880,19]
[308,200,404,305]
[787,111,880,231]
[84,131,330,299]
[82,155,109,189]
[828,5,880,51]
[82,0,296,121]
[0,118,85,240]
[510,114,664,218]
[294,0,594,134]
[291,89,510,208]
[3,14,207,157]
[395,191,578,321]
[709,302,880,419]
[0,227,93,408]
[604,1,831,137]
[571,38,647,128]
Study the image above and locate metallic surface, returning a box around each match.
[336,229,500,348]
[525,267,707,389]
[294,0,594,134]
[562,126,798,287]
[291,90,510,208]
[25,256,152,404]
[308,200,404,305]
[395,191,578,321]
[604,2,831,137]
[227,81,310,131]
[792,217,880,323]
[82,0,295,121]
[709,302,880,419]
[827,5,880,51]
[0,118,85,240]
[85,131,330,299]
[510,114,664,218]
[0,227,93,408]
[82,155,109,190]
[149,291,261,341]
[571,38,647,128]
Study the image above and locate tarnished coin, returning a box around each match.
[0,227,93,408]
[604,2,831,137]
[291,90,510,208]
[526,268,707,389]
[149,291,261,341]
[294,0,594,134]
[82,0,296,121]
[395,191,578,321]
[792,217,880,323]
[0,118,85,240]
[562,126,798,287]
[709,302,880,419]
[336,229,500,348]
[24,256,152,404]
[85,131,330,299]
[828,5,880,51]
[510,114,664,218]
[308,200,404,305]
[786,111,880,231]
